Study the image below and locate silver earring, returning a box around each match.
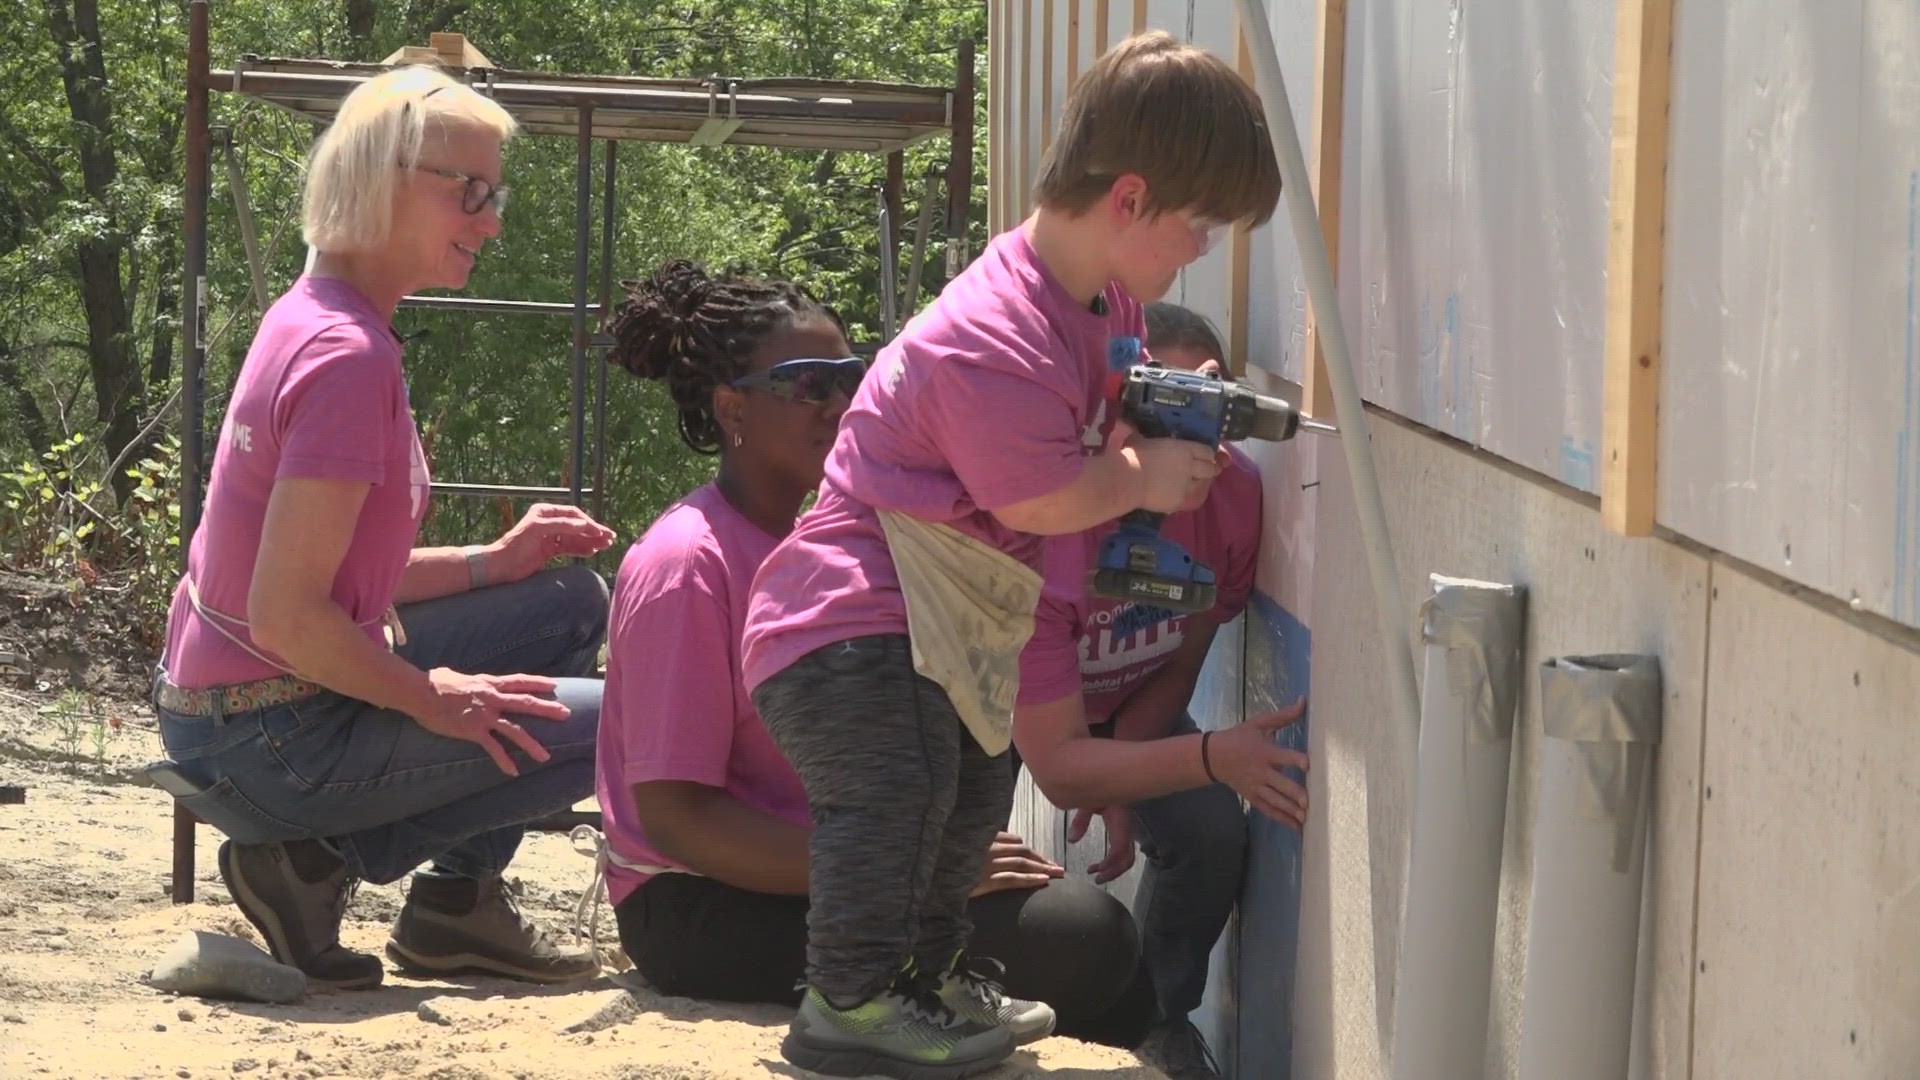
[733,432,743,448]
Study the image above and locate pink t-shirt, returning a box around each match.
[740,227,1144,692]
[1019,446,1263,722]
[161,275,429,689]
[595,483,811,905]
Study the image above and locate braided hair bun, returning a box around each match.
[606,259,843,454]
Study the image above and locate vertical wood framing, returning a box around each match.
[1095,0,1110,54]
[1020,0,1034,218]
[988,0,1001,236]
[1600,0,1673,537]
[1224,18,1255,377]
[1042,0,1055,150]
[1132,0,1147,34]
[1001,0,1017,232]
[1067,0,1081,88]
[1300,0,1346,417]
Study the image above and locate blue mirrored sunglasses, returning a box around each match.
[730,357,867,404]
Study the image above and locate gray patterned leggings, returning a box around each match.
[750,634,1017,1005]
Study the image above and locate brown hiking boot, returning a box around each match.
[218,838,384,990]
[384,873,596,984]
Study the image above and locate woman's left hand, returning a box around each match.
[485,503,617,583]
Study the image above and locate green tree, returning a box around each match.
[1,0,987,564]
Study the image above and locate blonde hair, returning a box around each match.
[1034,32,1281,227]
[301,65,518,254]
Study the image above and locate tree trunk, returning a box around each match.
[343,0,377,58]
[0,341,52,455]
[44,0,142,501]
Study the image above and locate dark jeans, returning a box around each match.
[615,871,1156,1048]
[155,565,609,885]
[1020,712,1249,1024]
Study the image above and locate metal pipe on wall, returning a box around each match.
[1518,654,1664,1080]
[1230,0,1423,772]
[1392,575,1528,1080]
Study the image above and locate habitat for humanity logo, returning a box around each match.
[1079,600,1185,676]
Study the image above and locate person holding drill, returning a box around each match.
[738,31,1282,1080]
[1014,302,1311,1080]
[588,257,1153,1044]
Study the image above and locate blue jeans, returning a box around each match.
[1116,713,1249,1022]
[155,564,608,885]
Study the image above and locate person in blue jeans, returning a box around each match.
[147,66,615,990]
[1012,302,1311,1078]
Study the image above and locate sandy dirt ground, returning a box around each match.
[0,686,1167,1080]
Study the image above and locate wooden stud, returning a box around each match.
[1300,0,1346,418]
[1020,0,1034,220]
[1095,0,1111,54]
[1007,0,1018,234]
[987,0,999,236]
[1600,0,1674,536]
[1067,0,1081,89]
[384,32,494,69]
[1132,0,1147,34]
[1224,18,1255,377]
[1042,0,1055,150]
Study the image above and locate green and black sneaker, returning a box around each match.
[782,962,1015,1080]
[935,950,1056,1045]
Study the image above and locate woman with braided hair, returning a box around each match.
[592,258,1154,1048]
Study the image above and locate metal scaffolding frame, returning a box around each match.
[171,0,976,902]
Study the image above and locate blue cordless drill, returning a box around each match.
[1091,336,1335,613]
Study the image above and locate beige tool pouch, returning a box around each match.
[876,509,1044,756]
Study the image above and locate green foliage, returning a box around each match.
[0,430,182,648]
[0,0,989,635]
[1,433,107,588]
[38,687,110,765]
[122,434,185,640]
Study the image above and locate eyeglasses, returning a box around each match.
[411,166,511,216]
[729,357,867,404]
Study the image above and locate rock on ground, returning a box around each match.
[145,930,306,1004]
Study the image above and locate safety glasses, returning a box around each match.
[1190,215,1233,255]
[730,357,868,405]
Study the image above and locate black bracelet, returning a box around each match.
[1200,730,1218,783]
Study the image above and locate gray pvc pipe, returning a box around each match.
[1392,575,1528,1080]
[1518,654,1664,1080]
[1231,0,1423,772]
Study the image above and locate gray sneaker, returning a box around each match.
[934,951,1056,1045]
[384,873,596,984]
[218,838,382,990]
[1138,1018,1223,1080]
[782,964,1015,1080]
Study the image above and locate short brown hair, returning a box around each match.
[1033,31,1281,226]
